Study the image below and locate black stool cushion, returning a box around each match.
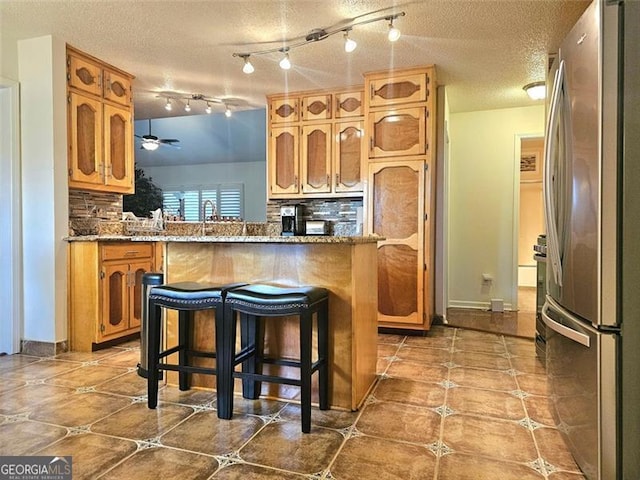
[226,284,328,308]
[149,282,246,309]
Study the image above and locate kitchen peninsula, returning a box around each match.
[68,233,380,410]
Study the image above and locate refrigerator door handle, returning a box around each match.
[542,298,590,347]
[543,60,565,287]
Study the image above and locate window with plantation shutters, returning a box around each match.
[162,184,244,221]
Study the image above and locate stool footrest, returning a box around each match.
[159,347,218,361]
[159,363,217,376]
[262,357,326,373]
[234,371,301,387]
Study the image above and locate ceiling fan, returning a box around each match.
[135,119,180,151]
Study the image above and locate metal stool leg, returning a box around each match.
[147,300,161,409]
[178,310,192,391]
[317,301,329,410]
[216,303,236,420]
[240,313,263,400]
[300,310,313,433]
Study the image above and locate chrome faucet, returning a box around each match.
[201,200,217,234]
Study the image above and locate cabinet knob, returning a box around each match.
[326,174,330,186]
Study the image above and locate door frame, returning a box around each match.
[0,78,22,354]
[512,132,544,312]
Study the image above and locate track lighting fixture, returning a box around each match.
[279,50,291,70]
[232,10,405,73]
[387,17,401,42]
[156,93,236,116]
[343,30,357,53]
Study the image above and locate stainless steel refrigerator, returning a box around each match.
[543,0,639,479]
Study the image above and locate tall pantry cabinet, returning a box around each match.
[364,66,437,331]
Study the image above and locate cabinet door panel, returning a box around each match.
[68,52,102,97]
[69,92,103,186]
[104,104,133,192]
[269,126,299,195]
[367,161,425,325]
[335,90,363,118]
[369,107,426,158]
[368,72,427,107]
[301,94,331,121]
[129,260,153,329]
[334,121,364,193]
[270,97,299,123]
[102,263,129,338]
[301,124,331,194]
[103,69,131,106]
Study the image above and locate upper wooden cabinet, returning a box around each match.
[366,70,428,107]
[67,45,135,194]
[368,107,427,158]
[267,87,364,199]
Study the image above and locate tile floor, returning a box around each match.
[0,326,585,479]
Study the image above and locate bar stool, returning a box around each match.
[220,284,330,433]
[146,281,245,417]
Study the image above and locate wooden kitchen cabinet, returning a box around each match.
[67,45,134,194]
[68,241,156,351]
[364,65,437,332]
[267,87,364,199]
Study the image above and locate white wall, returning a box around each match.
[19,36,69,344]
[448,105,544,310]
[140,161,267,221]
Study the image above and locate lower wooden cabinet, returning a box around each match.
[366,160,433,329]
[68,241,155,351]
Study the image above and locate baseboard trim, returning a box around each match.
[21,339,68,357]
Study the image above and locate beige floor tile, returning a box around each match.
[0,379,26,394]
[533,427,584,473]
[395,346,451,363]
[516,373,549,396]
[377,334,405,345]
[213,463,308,479]
[447,386,526,420]
[4,359,82,381]
[278,403,358,430]
[239,421,343,475]
[45,364,129,388]
[161,410,263,456]
[0,419,67,455]
[453,328,505,343]
[157,385,217,406]
[442,414,538,463]
[356,401,441,444]
[330,435,436,479]
[451,351,511,370]
[448,367,517,392]
[426,325,456,337]
[0,354,41,370]
[97,349,141,368]
[29,392,132,427]
[35,433,138,480]
[54,348,124,362]
[454,337,508,354]
[0,384,76,415]
[377,357,392,374]
[97,371,154,397]
[230,396,289,416]
[386,359,449,383]
[100,446,218,480]
[548,472,587,479]
[511,355,547,375]
[374,377,446,407]
[437,453,544,479]
[378,343,400,359]
[91,401,193,440]
[404,335,454,349]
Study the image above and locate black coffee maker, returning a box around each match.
[281,205,305,236]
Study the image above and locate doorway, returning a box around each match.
[0,79,22,354]
[517,135,545,314]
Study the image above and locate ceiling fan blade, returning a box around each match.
[159,139,180,144]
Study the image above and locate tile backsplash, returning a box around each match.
[69,189,122,221]
[267,198,364,236]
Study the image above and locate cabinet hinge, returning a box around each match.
[68,168,73,177]
[100,323,106,333]
[424,264,427,271]
[100,270,105,279]
[425,213,428,221]
[67,94,71,104]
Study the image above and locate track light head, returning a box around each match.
[241,54,255,74]
[387,18,401,42]
[224,105,232,117]
[164,99,172,111]
[184,100,191,112]
[279,50,291,70]
[205,102,212,114]
[343,30,357,53]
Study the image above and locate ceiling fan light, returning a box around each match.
[344,31,357,53]
[279,52,291,70]
[387,19,401,42]
[523,81,546,100]
[164,99,172,111]
[142,141,159,151]
[242,56,255,74]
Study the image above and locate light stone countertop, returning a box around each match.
[65,234,382,244]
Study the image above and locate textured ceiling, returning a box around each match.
[1,0,589,119]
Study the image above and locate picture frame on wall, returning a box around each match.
[520,150,542,182]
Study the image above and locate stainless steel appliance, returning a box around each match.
[280,204,305,236]
[533,234,547,365]
[305,220,328,235]
[543,1,639,478]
